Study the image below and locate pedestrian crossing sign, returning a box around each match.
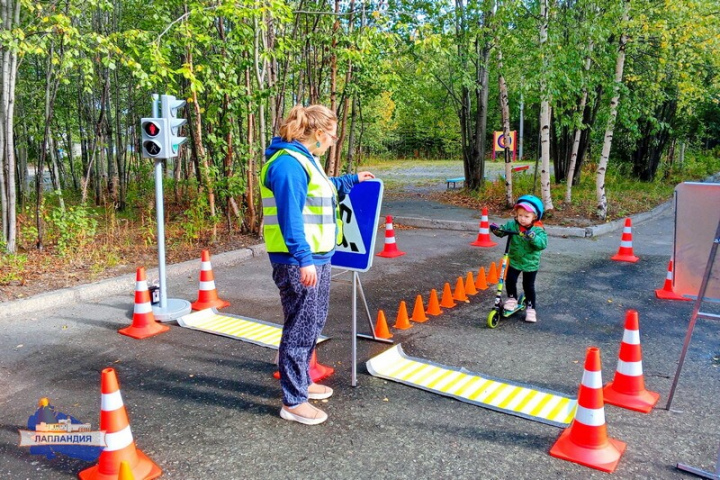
[332,179,383,272]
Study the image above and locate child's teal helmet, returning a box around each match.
[515,195,544,220]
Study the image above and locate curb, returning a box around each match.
[392,200,673,239]
[0,199,675,318]
[0,244,267,321]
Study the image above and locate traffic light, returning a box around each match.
[140,117,169,159]
[160,94,188,157]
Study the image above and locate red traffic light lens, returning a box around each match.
[143,121,160,137]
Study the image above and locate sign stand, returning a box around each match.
[669,217,720,479]
[332,269,393,387]
[148,94,191,321]
[330,179,386,386]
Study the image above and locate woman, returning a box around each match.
[261,104,374,425]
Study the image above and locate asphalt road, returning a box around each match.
[1,202,718,479]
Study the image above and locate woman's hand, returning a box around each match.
[357,171,375,182]
[300,265,317,287]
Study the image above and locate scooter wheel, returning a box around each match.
[487,310,499,329]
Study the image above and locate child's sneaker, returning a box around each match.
[503,297,518,311]
[525,308,537,323]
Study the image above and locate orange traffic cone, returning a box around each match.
[78,368,162,480]
[440,283,457,308]
[549,347,626,473]
[611,218,639,263]
[308,350,334,381]
[465,272,478,296]
[487,262,499,284]
[118,461,134,480]
[453,277,469,302]
[603,310,660,413]
[393,301,412,329]
[426,289,443,316]
[655,259,690,301]
[377,215,406,258]
[273,350,334,382]
[191,250,230,311]
[470,207,498,247]
[119,268,169,340]
[411,295,429,323]
[475,267,489,290]
[374,310,392,339]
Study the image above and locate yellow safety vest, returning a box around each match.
[260,149,341,254]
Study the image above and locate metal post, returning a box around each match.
[150,94,191,321]
[519,94,524,161]
[352,272,358,387]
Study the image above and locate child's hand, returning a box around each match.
[490,223,500,236]
[525,230,536,240]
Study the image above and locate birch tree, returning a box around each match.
[538,0,554,212]
[0,0,20,253]
[596,0,630,220]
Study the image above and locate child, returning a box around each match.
[489,195,548,322]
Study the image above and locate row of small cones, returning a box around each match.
[550,309,660,473]
[373,263,505,338]
[120,250,230,340]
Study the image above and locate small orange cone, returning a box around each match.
[118,461,135,480]
[611,218,639,263]
[453,277,469,302]
[440,283,457,308]
[191,250,230,311]
[465,272,478,295]
[426,289,443,316]
[470,207,498,247]
[119,267,169,340]
[655,259,690,301]
[475,267,489,290]
[487,262,499,284]
[273,350,334,382]
[374,310,392,339]
[308,350,334,381]
[377,215,406,258]
[411,295,429,322]
[549,347,626,473]
[603,310,660,413]
[78,368,162,480]
[393,301,412,329]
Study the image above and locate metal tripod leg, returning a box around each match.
[676,441,720,479]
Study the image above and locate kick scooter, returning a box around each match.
[486,229,526,328]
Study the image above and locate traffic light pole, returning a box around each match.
[150,94,191,321]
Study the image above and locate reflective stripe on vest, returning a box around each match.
[260,149,340,254]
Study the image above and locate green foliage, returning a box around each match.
[0,253,28,284]
[180,192,213,245]
[46,205,99,256]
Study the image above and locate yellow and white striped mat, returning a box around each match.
[366,344,577,428]
[177,308,329,349]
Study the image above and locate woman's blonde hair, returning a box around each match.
[279,104,337,142]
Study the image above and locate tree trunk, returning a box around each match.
[498,49,513,208]
[596,0,630,220]
[538,0,554,213]
[325,0,341,175]
[186,45,217,240]
[1,0,20,253]
[565,43,593,203]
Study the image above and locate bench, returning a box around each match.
[446,177,465,189]
[500,165,531,181]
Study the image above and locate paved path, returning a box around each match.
[1,203,718,479]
